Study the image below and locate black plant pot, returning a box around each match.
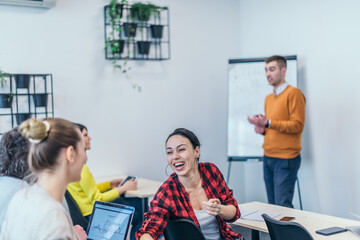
[16,113,31,125]
[123,22,138,38]
[110,40,125,54]
[150,25,164,39]
[33,93,48,107]
[109,4,124,19]
[0,94,13,108]
[15,74,30,89]
[137,41,151,55]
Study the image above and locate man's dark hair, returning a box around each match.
[265,55,287,69]
[0,128,30,180]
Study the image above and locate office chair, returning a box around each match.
[64,190,89,230]
[163,218,205,240]
[262,214,314,240]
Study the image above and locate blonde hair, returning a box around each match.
[19,118,81,174]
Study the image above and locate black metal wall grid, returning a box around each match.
[104,4,170,61]
[0,74,54,135]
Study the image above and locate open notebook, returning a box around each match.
[240,209,280,221]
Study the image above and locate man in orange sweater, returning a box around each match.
[248,55,306,208]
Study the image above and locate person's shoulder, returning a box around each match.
[159,175,177,190]
[286,85,305,98]
[287,85,303,94]
[0,176,27,187]
[200,162,221,173]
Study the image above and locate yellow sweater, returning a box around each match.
[264,85,306,159]
[67,165,119,216]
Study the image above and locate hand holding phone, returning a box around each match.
[119,176,136,187]
[316,227,347,236]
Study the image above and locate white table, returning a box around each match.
[234,201,360,240]
[95,175,163,221]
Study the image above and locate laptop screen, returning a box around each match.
[87,201,134,240]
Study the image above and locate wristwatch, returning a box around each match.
[265,120,270,128]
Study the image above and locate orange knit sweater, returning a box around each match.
[263,85,306,159]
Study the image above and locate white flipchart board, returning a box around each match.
[227,56,298,158]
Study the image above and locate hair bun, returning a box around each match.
[19,119,50,143]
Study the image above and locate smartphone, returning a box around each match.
[119,176,136,186]
[279,216,295,222]
[315,227,347,236]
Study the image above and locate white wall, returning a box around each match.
[236,0,360,219]
[1,0,359,221]
[0,0,241,198]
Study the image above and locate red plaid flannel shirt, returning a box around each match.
[136,162,242,240]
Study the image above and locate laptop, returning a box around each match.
[86,201,135,240]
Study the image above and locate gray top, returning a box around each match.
[194,208,221,240]
[0,176,28,230]
[0,183,80,240]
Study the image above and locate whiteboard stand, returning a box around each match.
[226,156,263,184]
[226,156,303,210]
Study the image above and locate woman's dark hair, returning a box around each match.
[166,128,201,160]
[75,123,87,132]
[19,118,81,174]
[0,128,30,180]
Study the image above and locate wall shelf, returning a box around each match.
[0,74,54,135]
[104,4,170,61]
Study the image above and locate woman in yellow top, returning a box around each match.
[67,123,141,240]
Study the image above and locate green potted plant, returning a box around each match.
[108,0,127,21]
[0,69,13,109]
[107,0,128,55]
[130,2,158,22]
[129,2,166,55]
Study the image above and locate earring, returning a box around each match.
[165,164,173,177]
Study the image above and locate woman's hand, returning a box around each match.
[110,179,123,188]
[115,179,137,195]
[202,198,222,216]
[122,179,137,191]
[202,199,237,220]
[73,225,87,240]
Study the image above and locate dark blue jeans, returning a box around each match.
[263,154,301,208]
[85,197,142,240]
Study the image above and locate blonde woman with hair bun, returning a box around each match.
[0,118,88,240]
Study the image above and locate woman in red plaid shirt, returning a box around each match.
[136,128,243,240]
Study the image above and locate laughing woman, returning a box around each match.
[0,118,87,240]
[136,128,243,240]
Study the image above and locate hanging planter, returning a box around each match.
[109,3,124,20]
[109,40,125,54]
[137,41,151,55]
[123,22,138,37]
[33,93,48,107]
[150,25,164,39]
[130,2,159,22]
[0,94,13,108]
[15,74,31,89]
[16,113,31,125]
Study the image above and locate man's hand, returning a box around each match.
[255,125,265,134]
[248,114,267,127]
